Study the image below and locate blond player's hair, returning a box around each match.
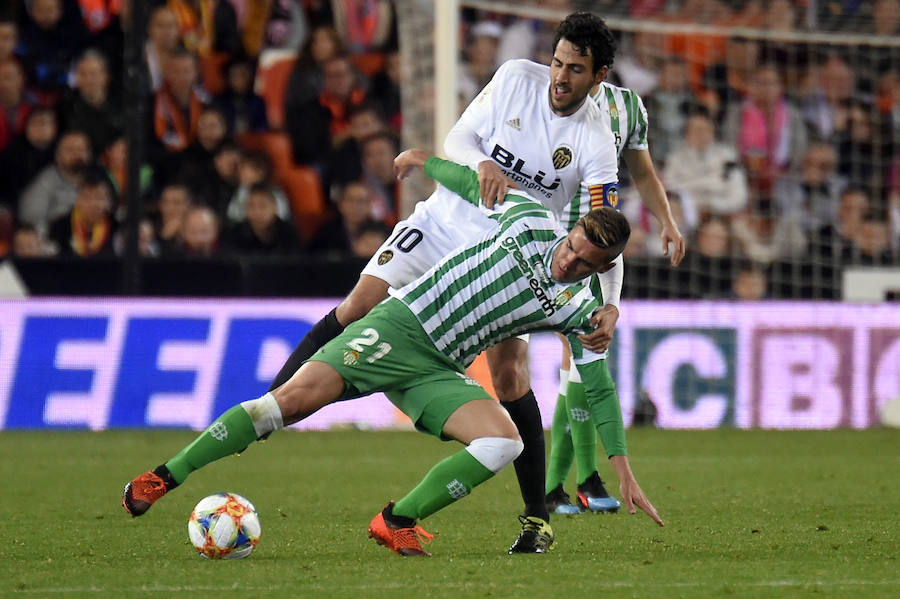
[577,207,630,255]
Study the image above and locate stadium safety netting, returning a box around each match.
[395,0,900,300]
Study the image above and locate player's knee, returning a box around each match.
[466,436,524,474]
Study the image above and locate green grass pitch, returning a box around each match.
[2,428,897,598]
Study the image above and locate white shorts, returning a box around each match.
[361,187,496,289]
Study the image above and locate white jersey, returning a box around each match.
[446,59,619,220]
[362,60,619,289]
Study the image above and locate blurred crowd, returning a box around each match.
[0,0,400,261]
[461,0,900,298]
[0,0,898,301]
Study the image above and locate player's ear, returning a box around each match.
[594,65,608,85]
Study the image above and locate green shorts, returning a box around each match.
[308,298,493,438]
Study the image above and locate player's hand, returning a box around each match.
[610,455,664,527]
[661,222,686,267]
[619,477,665,527]
[577,305,618,353]
[394,149,430,180]
[477,160,511,208]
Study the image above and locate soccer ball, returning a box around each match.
[187,492,261,559]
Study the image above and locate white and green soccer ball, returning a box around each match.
[187,492,261,559]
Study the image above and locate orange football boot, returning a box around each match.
[368,502,434,556]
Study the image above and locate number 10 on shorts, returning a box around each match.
[346,327,392,363]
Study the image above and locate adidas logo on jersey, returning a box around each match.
[506,118,521,130]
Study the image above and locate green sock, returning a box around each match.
[165,405,259,484]
[567,380,598,484]
[545,390,574,492]
[393,448,494,521]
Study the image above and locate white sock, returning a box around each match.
[465,436,524,473]
[240,392,284,438]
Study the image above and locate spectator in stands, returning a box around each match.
[611,30,661,98]
[367,48,401,131]
[723,64,807,195]
[308,180,382,256]
[325,102,387,187]
[47,168,116,257]
[360,131,399,225]
[60,49,123,155]
[644,56,698,162]
[78,0,125,89]
[224,183,301,255]
[757,0,809,92]
[18,129,92,235]
[226,150,291,223]
[772,142,846,232]
[128,217,160,258]
[694,215,732,259]
[852,215,894,264]
[835,100,888,190]
[286,53,365,166]
[702,36,760,122]
[459,20,502,104]
[154,183,192,256]
[331,0,396,54]
[146,5,182,92]
[284,23,345,110]
[622,219,649,259]
[215,55,268,135]
[186,140,240,219]
[16,0,87,97]
[812,185,868,261]
[0,105,56,208]
[11,224,46,256]
[153,48,209,153]
[801,54,856,143]
[173,106,229,193]
[731,198,807,264]
[0,18,17,63]
[350,220,390,259]
[663,109,748,217]
[178,204,220,257]
[0,204,10,256]
[731,263,769,300]
[167,0,240,57]
[639,191,698,259]
[0,58,35,152]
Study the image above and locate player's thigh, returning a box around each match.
[557,332,572,369]
[388,371,498,440]
[272,360,345,425]
[310,301,443,398]
[486,337,531,402]
[441,399,519,445]
[360,215,456,289]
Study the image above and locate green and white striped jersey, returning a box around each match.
[561,82,648,230]
[591,81,649,156]
[390,157,604,369]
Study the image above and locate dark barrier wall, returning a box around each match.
[8,255,841,299]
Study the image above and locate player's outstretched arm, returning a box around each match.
[394,148,430,180]
[610,455,665,526]
[622,148,685,267]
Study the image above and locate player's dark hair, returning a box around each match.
[578,207,630,256]
[553,12,616,74]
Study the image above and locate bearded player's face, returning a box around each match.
[548,38,601,116]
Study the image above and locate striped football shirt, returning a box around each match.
[562,82,649,230]
[390,157,604,369]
